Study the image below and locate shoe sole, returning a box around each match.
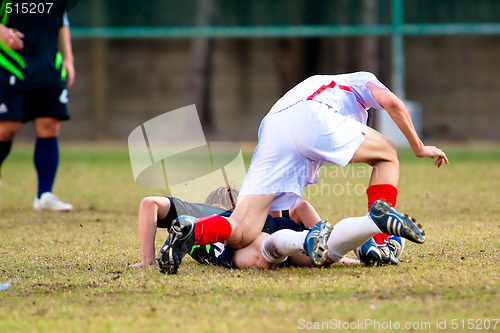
[372,199,425,244]
[157,244,178,275]
[311,221,333,266]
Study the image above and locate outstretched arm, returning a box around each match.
[368,83,449,168]
[130,196,172,267]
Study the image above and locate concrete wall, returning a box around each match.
[16,35,500,142]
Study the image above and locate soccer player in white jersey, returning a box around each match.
[158,71,448,274]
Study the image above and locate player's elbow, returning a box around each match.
[380,93,404,112]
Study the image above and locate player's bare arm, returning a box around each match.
[368,82,449,168]
[0,24,24,50]
[58,26,75,88]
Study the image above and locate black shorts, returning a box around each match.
[189,215,306,270]
[261,216,306,235]
[0,79,69,123]
[157,197,231,229]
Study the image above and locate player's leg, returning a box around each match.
[224,194,276,248]
[0,81,24,185]
[29,85,72,211]
[0,121,22,174]
[32,117,73,209]
[33,116,61,198]
[260,219,333,266]
[233,233,274,269]
[157,194,274,274]
[131,196,172,267]
[350,127,402,250]
[288,200,321,228]
[326,215,383,263]
[350,126,399,187]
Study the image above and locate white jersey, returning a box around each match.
[269,72,387,124]
[240,72,389,211]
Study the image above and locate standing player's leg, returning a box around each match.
[0,121,22,184]
[29,85,72,211]
[33,116,60,197]
[0,80,24,186]
[32,116,72,211]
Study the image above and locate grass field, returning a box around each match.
[0,142,499,332]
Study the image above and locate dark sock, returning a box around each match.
[0,141,13,176]
[34,137,59,198]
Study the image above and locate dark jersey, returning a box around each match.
[159,197,306,269]
[0,0,68,89]
[157,197,231,229]
[189,215,306,269]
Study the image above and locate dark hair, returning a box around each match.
[204,185,239,210]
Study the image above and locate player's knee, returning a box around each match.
[387,142,399,164]
[35,118,60,137]
[295,200,312,212]
[378,137,399,164]
[0,123,21,140]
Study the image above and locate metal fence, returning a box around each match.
[68,0,500,98]
[69,0,500,37]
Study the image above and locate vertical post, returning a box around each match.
[89,0,109,140]
[391,0,405,99]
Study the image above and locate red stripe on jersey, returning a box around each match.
[306,81,336,101]
[306,80,366,109]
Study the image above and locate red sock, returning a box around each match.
[367,184,398,245]
[194,215,232,246]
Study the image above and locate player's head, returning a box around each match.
[204,186,239,210]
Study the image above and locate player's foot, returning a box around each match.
[388,236,405,258]
[370,199,425,244]
[355,238,400,266]
[33,192,73,212]
[157,215,197,275]
[303,220,333,266]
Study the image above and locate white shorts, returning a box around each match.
[240,100,367,211]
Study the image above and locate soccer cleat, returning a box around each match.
[388,236,405,258]
[369,199,425,244]
[303,220,333,266]
[355,237,400,266]
[33,192,73,212]
[157,215,197,275]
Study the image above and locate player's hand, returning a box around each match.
[413,145,449,168]
[0,26,24,50]
[63,58,75,88]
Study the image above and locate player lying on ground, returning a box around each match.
[150,187,425,271]
[130,187,336,269]
[159,72,448,275]
[186,198,417,271]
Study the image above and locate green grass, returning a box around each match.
[0,142,499,333]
